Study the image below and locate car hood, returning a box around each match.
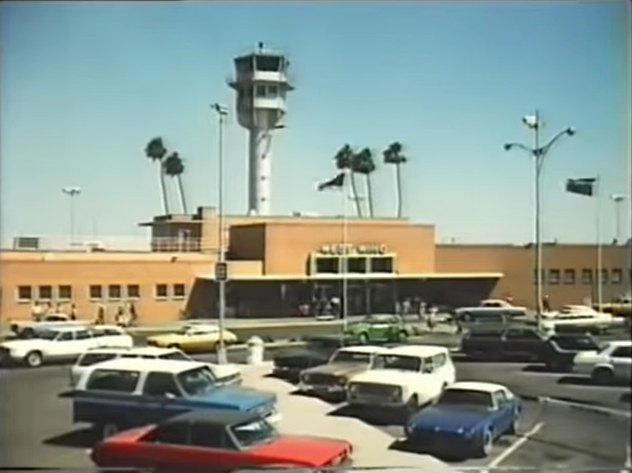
[190,386,275,411]
[302,362,368,377]
[345,323,369,333]
[147,334,183,345]
[349,368,420,385]
[207,363,241,379]
[0,339,50,351]
[409,405,490,432]
[254,435,350,467]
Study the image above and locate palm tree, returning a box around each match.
[164,152,188,214]
[144,137,170,215]
[333,144,362,217]
[383,142,408,218]
[353,148,377,218]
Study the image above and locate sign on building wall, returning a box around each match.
[318,243,388,255]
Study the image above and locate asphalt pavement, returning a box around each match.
[1,352,630,471]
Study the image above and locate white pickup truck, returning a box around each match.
[0,325,133,367]
[453,299,528,323]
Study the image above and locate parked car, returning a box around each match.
[405,382,522,458]
[593,295,632,318]
[539,305,620,334]
[273,336,349,379]
[0,325,133,368]
[90,410,353,470]
[60,358,279,439]
[572,340,632,384]
[10,314,90,338]
[347,345,456,416]
[70,346,242,387]
[146,323,238,353]
[453,299,527,323]
[299,345,387,400]
[344,314,411,344]
[460,326,549,361]
[540,334,602,371]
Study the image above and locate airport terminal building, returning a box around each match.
[1,206,629,324]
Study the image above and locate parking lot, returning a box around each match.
[1,350,629,472]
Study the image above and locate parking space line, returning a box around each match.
[482,421,545,472]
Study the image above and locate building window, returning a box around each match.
[38,285,52,300]
[127,284,140,299]
[563,269,576,285]
[548,269,560,285]
[90,285,103,300]
[267,85,278,96]
[370,256,394,273]
[598,269,609,284]
[315,258,339,274]
[347,257,367,273]
[17,286,32,302]
[255,85,266,97]
[581,269,593,285]
[108,284,121,300]
[155,284,169,299]
[58,285,72,300]
[611,269,623,284]
[173,284,186,299]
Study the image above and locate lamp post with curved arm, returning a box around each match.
[504,110,575,322]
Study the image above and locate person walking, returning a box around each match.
[542,295,551,313]
[129,301,138,326]
[95,303,106,325]
[31,300,44,322]
[70,302,77,320]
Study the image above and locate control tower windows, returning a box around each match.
[255,85,266,97]
[236,57,254,74]
[255,55,281,72]
[315,257,339,274]
[370,256,394,273]
[267,85,278,97]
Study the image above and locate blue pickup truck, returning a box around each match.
[59,358,279,439]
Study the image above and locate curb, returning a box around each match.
[519,393,631,418]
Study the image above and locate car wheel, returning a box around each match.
[405,394,419,417]
[358,333,369,344]
[592,367,614,385]
[397,330,408,343]
[479,429,493,457]
[100,422,120,439]
[507,412,519,435]
[25,351,43,368]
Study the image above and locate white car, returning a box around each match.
[70,346,242,387]
[572,340,632,384]
[347,345,456,415]
[0,325,133,368]
[10,314,90,337]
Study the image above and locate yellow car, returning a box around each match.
[146,324,238,353]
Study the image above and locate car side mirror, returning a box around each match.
[164,392,177,400]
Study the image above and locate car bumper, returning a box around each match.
[406,430,474,452]
[273,365,301,377]
[300,382,347,395]
[347,394,406,408]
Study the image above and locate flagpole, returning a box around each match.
[342,169,349,332]
[596,174,603,311]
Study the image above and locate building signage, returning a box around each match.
[318,243,387,255]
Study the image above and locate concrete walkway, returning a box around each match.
[239,362,456,471]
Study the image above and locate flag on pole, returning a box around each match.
[317,172,345,191]
[566,177,597,197]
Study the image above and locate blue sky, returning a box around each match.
[1,1,630,245]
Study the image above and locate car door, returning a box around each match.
[502,329,541,359]
[72,330,96,358]
[188,421,244,470]
[139,372,189,425]
[491,390,513,435]
[46,331,75,359]
[187,329,217,353]
[368,318,389,341]
[610,346,632,382]
[138,421,195,469]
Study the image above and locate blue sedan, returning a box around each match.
[405,381,522,458]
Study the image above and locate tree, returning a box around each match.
[333,144,362,217]
[383,141,408,218]
[144,137,170,215]
[164,152,188,214]
[353,148,377,218]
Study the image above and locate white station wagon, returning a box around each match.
[0,325,133,367]
[70,346,242,387]
[573,340,632,384]
[347,345,456,415]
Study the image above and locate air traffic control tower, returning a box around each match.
[229,43,293,216]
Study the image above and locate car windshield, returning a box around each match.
[230,419,278,448]
[176,367,217,396]
[35,330,60,341]
[330,350,372,364]
[553,336,599,350]
[437,389,494,409]
[373,354,420,372]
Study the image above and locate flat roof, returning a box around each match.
[164,409,259,427]
[84,346,181,356]
[448,381,507,393]
[338,345,389,354]
[90,358,206,373]
[383,345,449,357]
[197,272,504,281]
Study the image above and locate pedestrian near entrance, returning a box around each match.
[542,295,551,312]
[31,300,44,322]
[70,303,77,320]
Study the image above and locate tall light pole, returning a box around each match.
[61,186,81,248]
[610,194,625,243]
[504,110,575,322]
[211,103,229,365]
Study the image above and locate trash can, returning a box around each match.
[246,336,264,365]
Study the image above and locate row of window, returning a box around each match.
[17,284,187,303]
[533,268,624,285]
[314,256,394,275]
[237,84,282,100]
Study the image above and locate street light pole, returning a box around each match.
[341,170,349,332]
[504,111,575,326]
[61,187,81,248]
[212,103,229,365]
[610,194,625,243]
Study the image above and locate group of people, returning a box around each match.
[30,300,138,327]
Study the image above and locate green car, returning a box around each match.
[344,314,411,344]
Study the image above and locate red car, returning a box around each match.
[91,409,353,472]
